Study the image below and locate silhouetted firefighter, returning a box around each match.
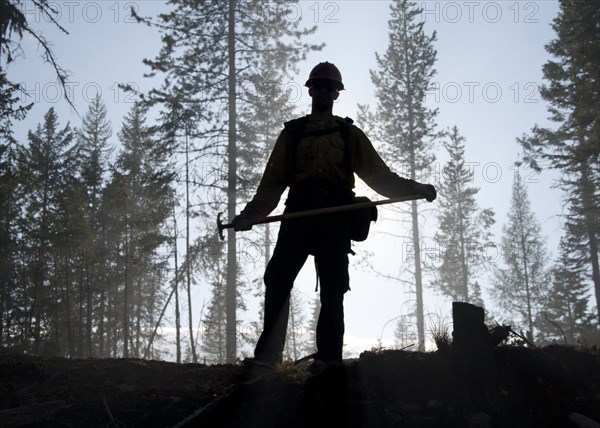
[233,62,437,373]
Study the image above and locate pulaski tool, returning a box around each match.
[217,194,424,241]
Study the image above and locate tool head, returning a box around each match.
[217,212,225,241]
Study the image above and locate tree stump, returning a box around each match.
[452,302,500,412]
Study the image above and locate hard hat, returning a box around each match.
[305,62,344,90]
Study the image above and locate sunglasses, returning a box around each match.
[312,82,338,92]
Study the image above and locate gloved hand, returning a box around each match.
[232,211,260,231]
[414,183,437,202]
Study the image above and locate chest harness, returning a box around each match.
[283,115,354,186]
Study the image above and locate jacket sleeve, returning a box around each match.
[352,126,418,198]
[240,130,288,218]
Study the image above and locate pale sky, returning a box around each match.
[7,1,565,358]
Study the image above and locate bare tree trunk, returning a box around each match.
[172,200,182,363]
[78,256,84,358]
[31,253,43,352]
[98,279,105,357]
[85,249,93,358]
[184,129,197,363]
[411,200,425,352]
[62,255,74,358]
[0,200,12,346]
[407,104,425,351]
[134,278,142,357]
[405,73,426,352]
[520,235,534,342]
[225,0,238,364]
[457,198,470,302]
[123,231,130,358]
[0,251,5,346]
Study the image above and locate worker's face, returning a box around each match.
[309,80,340,111]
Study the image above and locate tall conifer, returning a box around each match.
[358,0,438,350]
[491,173,550,342]
[518,0,600,327]
[433,127,495,304]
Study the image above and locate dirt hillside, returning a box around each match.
[1,345,599,427]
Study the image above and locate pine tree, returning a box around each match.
[201,283,227,364]
[0,71,31,140]
[518,0,600,328]
[196,231,249,364]
[137,1,321,362]
[491,172,550,342]
[78,95,112,226]
[75,95,113,357]
[196,230,227,364]
[105,102,173,358]
[237,50,301,270]
[358,0,438,351]
[0,72,27,347]
[433,127,495,304]
[18,107,76,352]
[541,235,594,344]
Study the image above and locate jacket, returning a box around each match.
[241,115,418,218]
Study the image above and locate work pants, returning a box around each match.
[254,211,350,365]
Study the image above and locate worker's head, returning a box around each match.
[306,62,343,112]
[304,62,344,91]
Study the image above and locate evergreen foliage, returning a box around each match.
[433,127,495,305]
[0,1,73,112]
[541,236,596,345]
[105,102,174,358]
[5,108,77,352]
[357,0,438,351]
[137,0,321,361]
[491,173,550,342]
[518,0,600,327]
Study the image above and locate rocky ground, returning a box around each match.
[1,345,599,427]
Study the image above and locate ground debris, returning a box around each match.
[0,345,599,427]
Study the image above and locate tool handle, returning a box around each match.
[217,194,424,240]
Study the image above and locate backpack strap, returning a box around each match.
[339,116,353,181]
[284,116,310,185]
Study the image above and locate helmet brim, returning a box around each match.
[304,79,345,91]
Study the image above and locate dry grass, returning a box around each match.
[272,359,310,382]
[274,359,296,374]
[428,313,452,352]
[369,340,386,354]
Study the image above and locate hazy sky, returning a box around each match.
[8,1,564,357]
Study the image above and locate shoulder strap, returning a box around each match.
[338,117,354,180]
[284,116,310,185]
